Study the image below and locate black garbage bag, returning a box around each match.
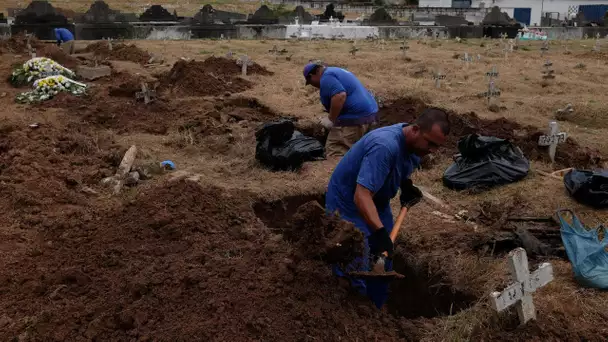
[443,134,530,191]
[255,119,325,171]
[564,169,608,208]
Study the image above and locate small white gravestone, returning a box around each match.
[135,82,156,104]
[538,121,567,163]
[433,70,446,89]
[490,248,553,325]
[236,55,253,76]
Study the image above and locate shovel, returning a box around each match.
[348,206,409,281]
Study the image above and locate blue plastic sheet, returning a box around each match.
[558,209,608,289]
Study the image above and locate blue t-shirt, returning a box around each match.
[320,67,378,125]
[55,28,74,42]
[325,123,420,236]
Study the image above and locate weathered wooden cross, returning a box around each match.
[400,39,409,59]
[349,43,359,57]
[269,44,279,59]
[461,52,473,64]
[106,37,113,51]
[594,36,601,52]
[540,40,549,57]
[490,248,554,325]
[480,66,500,106]
[135,82,157,104]
[542,59,555,82]
[538,121,567,163]
[225,50,233,59]
[433,69,446,89]
[584,33,589,40]
[236,55,253,76]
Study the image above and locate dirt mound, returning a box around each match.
[0,32,43,54]
[0,121,123,230]
[162,59,252,96]
[0,180,412,341]
[202,56,273,76]
[378,97,603,169]
[84,42,151,64]
[38,44,80,69]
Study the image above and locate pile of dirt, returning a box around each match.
[0,121,123,230]
[38,44,80,69]
[378,97,603,169]
[0,180,413,341]
[84,42,151,64]
[0,32,43,54]
[162,57,272,96]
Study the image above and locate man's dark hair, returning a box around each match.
[414,107,450,135]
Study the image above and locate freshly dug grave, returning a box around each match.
[0,180,415,341]
[161,57,272,96]
[83,42,151,64]
[0,32,43,54]
[378,97,603,169]
[0,121,124,230]
[38,44,80,69]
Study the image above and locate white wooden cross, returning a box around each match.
[30,48,36,59]
[490,248,553,325]
[594,37,601,52]
[433,70,446,89]
[135,82,156,104]
[236,55,253,76]
[538,121,567,163]
[106,37,113,51]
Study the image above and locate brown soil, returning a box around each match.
[0,121,123,230]
[161,56,272,97]
[378,97,603,169]
[0,32,43,54]
[38,45,80,70]
[0,179,412,341]
[84,42,151,64]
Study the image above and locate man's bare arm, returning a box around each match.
[328,92,347,122]
[354,184,383,231]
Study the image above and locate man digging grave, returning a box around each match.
[325,108,450,308]
[303,62,378,157]
[54,28,75,55]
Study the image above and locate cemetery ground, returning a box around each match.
[1,36,608,341]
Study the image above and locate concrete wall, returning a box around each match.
[237,25,287,39]
[378,26,449,39]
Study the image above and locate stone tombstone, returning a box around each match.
[79,1,129,23]
[282,6,313,25]
[139,5,177,22]
[482,6,515,26]
[319,4,344,22]
[247,5,279,25]
[193,4,246,24]
[15,1,68,25]
[367,7,396,26]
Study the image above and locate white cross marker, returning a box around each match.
[106,37,113,51]
[490,248,553,325]
[538,121,567,163]
[236,55,253,76]
[433,70,446,88]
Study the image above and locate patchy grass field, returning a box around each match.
[0,36,607,341]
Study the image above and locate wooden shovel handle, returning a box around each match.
[390,207,409,242]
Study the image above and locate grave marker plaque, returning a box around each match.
[538,121,567,163]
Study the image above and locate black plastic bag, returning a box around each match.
[255,119,325,171]
[564,169,608,208]
[443,134,530,191]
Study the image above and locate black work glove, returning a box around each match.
[400,179,422,208]
[368,227,394,259]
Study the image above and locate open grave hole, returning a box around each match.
[388,251,478,319]
[377,97,603,169]
[254,196,479,318]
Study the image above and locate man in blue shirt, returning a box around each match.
[54,28,75,55]
[303,63,378,157]
[325,108,450,308]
